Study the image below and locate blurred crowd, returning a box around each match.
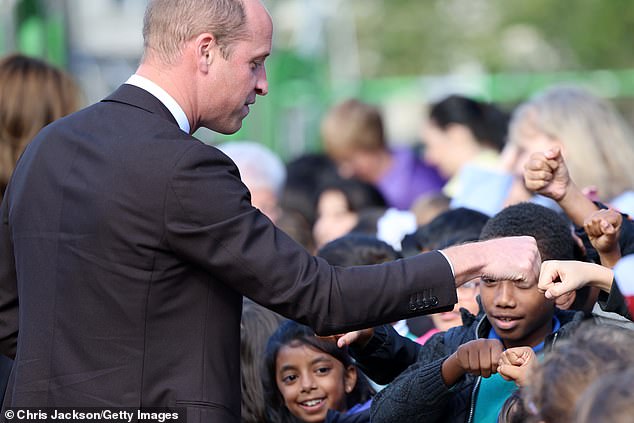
[2,51,634,422]
[230,86,634,423]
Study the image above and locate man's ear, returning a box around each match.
[195,33,216,71]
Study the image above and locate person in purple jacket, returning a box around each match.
[321,98,445,210]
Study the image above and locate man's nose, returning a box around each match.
[255,66,268,96]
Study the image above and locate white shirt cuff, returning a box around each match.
[437,250,455,278]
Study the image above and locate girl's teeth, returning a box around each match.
[303,399,322,407]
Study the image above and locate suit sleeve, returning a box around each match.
[163,144,457,334]
[0,194,19,358]
[596,282,632,321]
[601,256,634,321]
[617,217,634,257]
[350,325,422,385]
[370,332,459,423]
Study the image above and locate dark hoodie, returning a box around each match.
[350,306,586,423]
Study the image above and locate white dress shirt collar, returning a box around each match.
[125,74,191,134]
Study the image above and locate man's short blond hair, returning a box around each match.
[321,99,386,158]
[143,0,250,65]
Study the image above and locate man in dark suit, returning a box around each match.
[0,0,540,420]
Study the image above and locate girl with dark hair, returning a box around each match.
[428,95,508,153]
[421,95,510,201]
[263,320,374,423]
[241,299,286,423]
[312,178,387,249]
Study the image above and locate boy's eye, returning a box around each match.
[513,280,534,289]
[480,277,497,286]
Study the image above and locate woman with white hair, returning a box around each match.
[502,85,634,214]
[217,141,286,223]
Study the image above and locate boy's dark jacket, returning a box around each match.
[350,306,585,423]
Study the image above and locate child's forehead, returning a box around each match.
[275,343,343,373]
[277,342,332,362]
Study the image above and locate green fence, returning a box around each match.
[4,1,634,159]
[215,48,634,158]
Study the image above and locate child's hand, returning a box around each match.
[335,328,375,349]
[583,209,622,268]
[523,147,570,201]
[453,339,504,378]
[498,347,537,386]
[538,260,615,299]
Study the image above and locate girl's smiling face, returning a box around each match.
[275,343,357,423]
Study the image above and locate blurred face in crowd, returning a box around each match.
[421,122,459,178]
[500,111,564,206]
[421,121,479,179]
[479,272,554,349]
[330,147,382,184]
[502,112,563,179]
[275,343,356,423]
[431,279,480,332]
[312,189,358,249]
[250,186,281,223]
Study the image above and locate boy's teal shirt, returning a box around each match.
[472,316,560,422]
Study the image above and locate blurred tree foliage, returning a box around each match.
[349,0,634,77]
[241,0,634,152]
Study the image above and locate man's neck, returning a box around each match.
[126,74,191,134]
[135,62,194,132]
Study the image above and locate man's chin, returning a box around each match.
[206,120,243,135]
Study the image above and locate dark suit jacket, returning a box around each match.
[0,84,456,421]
